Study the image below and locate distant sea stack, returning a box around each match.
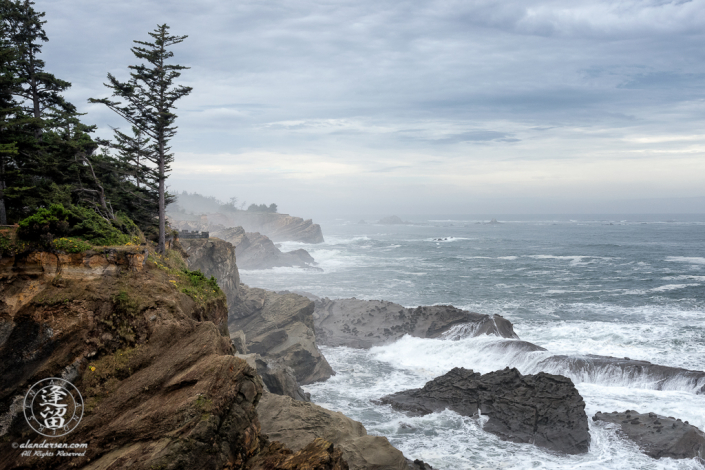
[378,215,405,224]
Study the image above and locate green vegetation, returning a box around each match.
[148,250,223,305]
[83,346,142,412]
[89,24,192,253]
[52,237,92,253]
[13,203,141,253]
[0,2,190,252]
[247,203,277,213]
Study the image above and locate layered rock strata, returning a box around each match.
[313,298,518,348]
[230,285,335,385]
[379,367,591,455]
[181,237,240,299]
[0,248,349,470]
[213,226,318,270]
[593,411,705,461]
[236,353,311,402]
[174,212,324,244]
[259,391,422,470]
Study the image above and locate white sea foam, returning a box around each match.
[306,345,705,470]
[666,256,705,265]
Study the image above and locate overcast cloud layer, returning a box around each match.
[40,0,705,215]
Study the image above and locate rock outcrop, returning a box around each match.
[181,237,241,306]
[230,285,335,385]
[213,226,318,270]
[534,354,705,394]
[181,212,324,244]
[0,248,257,469]
[248,438,349,470]
[378,367,590,455]
[313,298,518,348]
[259,391,412,470]
[0,248,350,470]
[236,353,311,402]
[378,216,405,224]
[593,411,705,461]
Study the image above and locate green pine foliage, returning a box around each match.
[0,3,188,248]
[17,203,140,247]
[90,24,192,253]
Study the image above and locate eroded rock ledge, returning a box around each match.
[313,298,518,348]
[593,411,705,461]
[378,367,591,455]
[212,226,318,270]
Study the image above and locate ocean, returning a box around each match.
[239,214,705,469]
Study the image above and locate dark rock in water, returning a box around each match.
[378,215,406,224]
[230,285,335,385]
[407,458,435,469]
[313,298,519,348]
[536,354,705,394]
[378,367,590,455]
[593,411,705,461]
[358,219,367,224]
[487,218,501,224]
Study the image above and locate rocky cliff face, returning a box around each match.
[230,286,335,385]
[258,391,415,470]
[173,212,324,244]
[181,237,241,313]
[212,227,318,270]
[180,239,333,386]
[0,248,346,470]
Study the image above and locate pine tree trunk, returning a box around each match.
[0,156,6,225]
[157,139,166,253]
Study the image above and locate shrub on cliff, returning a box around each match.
[17,203,141,248]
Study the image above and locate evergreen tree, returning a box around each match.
[90,24,192,253]
[0,0,98,222]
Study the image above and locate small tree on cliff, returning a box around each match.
[89,24,192,253]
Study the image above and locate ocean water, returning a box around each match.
[239,215,705,469]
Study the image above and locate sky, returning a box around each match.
[39,0,705,216]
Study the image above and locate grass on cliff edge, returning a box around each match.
[147,248,223,306]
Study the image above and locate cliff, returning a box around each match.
[211,227,318,270]
[0,247,346,469]
[172,212,324,244]
[180,238,333,386]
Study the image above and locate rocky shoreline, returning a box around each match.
[2,234,705,469]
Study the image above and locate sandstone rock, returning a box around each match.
[0,249,268,470]
[593,411,705,461]
[248,438,349,470]
[379,367,590,455]
[232,329,248,354]
[313,298,518,348]
[236,353,310,402]
[211,226,319,270]
[211,212,324,244]
[230,285,334,385]
[259,391,409,470]
[181,237,240,313]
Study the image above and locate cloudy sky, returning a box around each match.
[40,0,705,216]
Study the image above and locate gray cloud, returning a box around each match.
[34,0,705,214]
